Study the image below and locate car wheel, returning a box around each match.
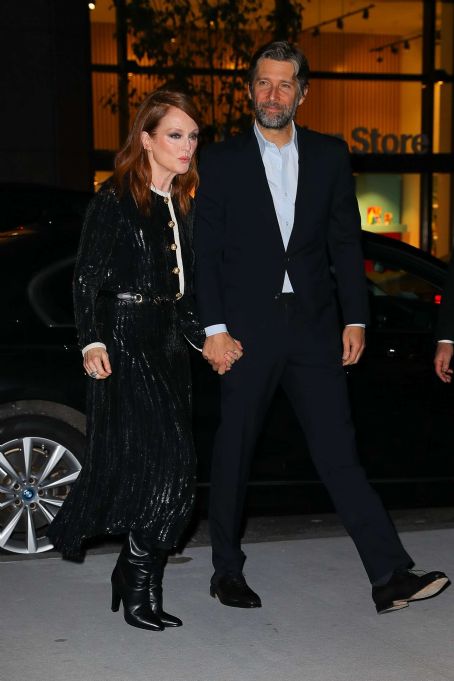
[0,416,85,554]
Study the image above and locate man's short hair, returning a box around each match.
[248,40,310,96]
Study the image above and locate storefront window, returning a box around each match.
[433,173,453,260]
[88,0,453,254]
[302,1,423,75]
[436,0,454,74]
[356,173,421,249]
[297,80,423,151]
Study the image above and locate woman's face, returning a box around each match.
[141,106,199,181]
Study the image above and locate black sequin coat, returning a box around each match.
[47,184,205,559]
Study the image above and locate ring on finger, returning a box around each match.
[89,371,98,378]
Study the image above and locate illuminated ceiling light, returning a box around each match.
[88,1,96,9]
[336,17,344,30]
[311,26,320,37]
[362,8,369,19]
[403,40,410,49]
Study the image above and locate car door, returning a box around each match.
[347,242,454,506]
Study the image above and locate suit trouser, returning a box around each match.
[209,295,413,584]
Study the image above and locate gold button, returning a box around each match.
[164,197,169,204]
[170,243,177,251]
[168,220,175,228]
[172,267,180,274]
[175,292,183,300]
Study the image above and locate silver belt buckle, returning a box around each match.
[116,292,143,303]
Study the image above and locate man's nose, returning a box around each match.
[269,85,280,101]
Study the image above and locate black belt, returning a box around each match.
[99,291,178,304]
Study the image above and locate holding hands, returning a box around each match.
[202,332,244,375]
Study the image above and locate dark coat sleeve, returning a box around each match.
[327,141,370,325]
[73,186,121,349]
[176,204,206,350]
[436,256,454,341]
[193,145,227,328]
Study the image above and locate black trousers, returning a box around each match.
[209,294,413,584]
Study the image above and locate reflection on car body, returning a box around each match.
[0,185,453,554]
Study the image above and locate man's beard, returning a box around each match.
[254,96,299,129]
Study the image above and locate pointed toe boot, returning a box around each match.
[111,533,164,631]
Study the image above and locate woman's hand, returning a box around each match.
[83,347,112,380]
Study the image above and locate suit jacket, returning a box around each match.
[436,255,454,340]
[194,125,369,339]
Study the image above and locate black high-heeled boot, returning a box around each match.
[148,549,183,628]
[111,532,164,631]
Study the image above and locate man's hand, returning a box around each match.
[202,333,243,375]
[434,342,453,383]
[83,347,112,379]
[342,326,365,366]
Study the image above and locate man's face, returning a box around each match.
[250,58,305,129]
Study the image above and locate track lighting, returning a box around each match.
[304,5,374,36]
[370,34,422,59]
[88,0,96,9]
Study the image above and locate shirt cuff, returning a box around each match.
[205,324,228,336]
[438,339,454,344]
[346,323,366,328]
[82,342,106,356]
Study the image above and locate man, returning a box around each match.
[194,40,449,614]
[434,256,454,382]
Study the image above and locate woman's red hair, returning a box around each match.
[112,90,200,216]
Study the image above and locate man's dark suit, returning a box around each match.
[194,125,412,584]
[436,256,454,340]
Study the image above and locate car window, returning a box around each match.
[0,188,90,232]
[366,260,441,331]
[27,257,75,327]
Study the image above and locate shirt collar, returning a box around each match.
[150,184,171,198]
[253,120,297,156]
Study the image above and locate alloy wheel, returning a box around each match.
[0,435,81,553]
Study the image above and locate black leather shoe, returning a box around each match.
[372,569,450,614]
[210,573,262,608]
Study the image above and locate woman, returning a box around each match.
[47,90,239,631]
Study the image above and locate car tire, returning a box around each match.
[0,415,85,555]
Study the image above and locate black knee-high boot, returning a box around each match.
[148,549,183,628]
[111,532,164,631]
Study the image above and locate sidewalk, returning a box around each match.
[2,527,454,681]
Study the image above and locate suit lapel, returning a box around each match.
[240,129,286,255]
[287,126,310,255]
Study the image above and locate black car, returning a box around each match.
[0,185,453,554]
